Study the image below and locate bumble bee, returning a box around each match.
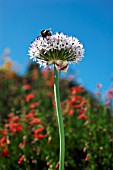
[40,29,52,38]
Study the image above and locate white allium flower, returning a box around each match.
[28,30,84,72]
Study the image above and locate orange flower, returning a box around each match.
[18,155,25,164]
[2,148,9,157]
[26,93,35,102]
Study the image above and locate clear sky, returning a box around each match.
[0,0,113,94]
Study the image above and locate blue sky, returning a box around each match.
[0,0,113,94]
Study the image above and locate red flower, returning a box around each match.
[29,102,37,109]
[73,99,87,109]
[1,129,8,135]
[83,147,87,153]
[47,92,53,97]
[25,110,35,119]
[18,139,26,149]
[105,101,110,106]
[69,109,74,116]
[55,162,59,169]
[8,116,19,122]
[26,93,35,102]
[18,155,25,164]
[77,109,84,114]
[53,101,56,107]
[34,127,44,134]
[0,136,6,147]
[41,69,48,78]
[85,155,89,161]
[33,134,45,139]
[71,86,83,95]
[2,148,9,156]
[46,75,54,87]
[97,83,102,89]
[107,89,113,96]
[23,84,31,90]
[29,118,41,125]
[31,68,38,80]
[71,95,83,103]
[7,123,23,134]
[77,109,87,115]
[107,89,113,100]
[68,75,74,81]
[95,92,100,96]
[67,100,73,106]
[33,127,45,139]
[48,136,52,143]
[77,114,87,120]
[7,112,14,119]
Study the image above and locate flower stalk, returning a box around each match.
[28,29,84,170]
[54,65,65,170]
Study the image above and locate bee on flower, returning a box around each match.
[40,29,52,37]
[28,29,84,72]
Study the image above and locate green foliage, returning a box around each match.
[0,63,113,170]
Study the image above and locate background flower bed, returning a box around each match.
[0,63,113,170]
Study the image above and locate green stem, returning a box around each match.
[54,65,65,170]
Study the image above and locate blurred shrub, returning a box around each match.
[0,63,113,170]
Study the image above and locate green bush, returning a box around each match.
[0,63,113,170]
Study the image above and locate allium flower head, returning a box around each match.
[28,30,84,72]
